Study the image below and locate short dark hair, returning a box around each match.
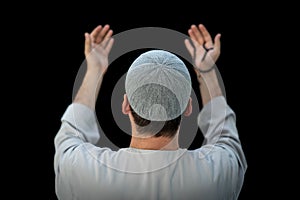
[130,106,181,138]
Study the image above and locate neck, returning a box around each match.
[129,132,179,150]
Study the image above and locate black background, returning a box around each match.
[25,3,283,199]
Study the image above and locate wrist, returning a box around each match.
[195,68,216,83]
[195,64,216,74]
[86,67,105,78]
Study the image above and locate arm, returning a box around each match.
[55,25,114,150]
[184,24,222,105]
[54,25,114,198]
[74,25,114,110]
[185,25,247,196]
[185,23,246,164]
[55,24,114,151]
[185,23,246,161]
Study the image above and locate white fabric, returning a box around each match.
[125,50,191,121]
[54,96,247,200]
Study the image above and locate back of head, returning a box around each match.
[125,50,191,122]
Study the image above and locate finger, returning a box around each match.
[104,30,113,40]
[191,25,204,44]
[90,25,102,43]
[188,29,202,48]
[96,24,110,43]
[214,34,221,54]
[199,24,213,47]
[84,33,92,56]
[105,38,114,54]
[188,29,196,43]
[184,39,194,58]
[188,30,203,49]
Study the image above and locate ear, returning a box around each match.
[122,94,131,115]
[184,97,192,117]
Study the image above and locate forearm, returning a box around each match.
[73,69,104,110]
[196,69,223,105]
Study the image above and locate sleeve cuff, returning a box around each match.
[61,103,100,143]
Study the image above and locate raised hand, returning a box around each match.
[84,25,114,74]
[184,24,221,73]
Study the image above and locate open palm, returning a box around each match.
[84,25,114,74]
[184,24,221,73]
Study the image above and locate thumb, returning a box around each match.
[84,33,92,56]
[214,34,221,54]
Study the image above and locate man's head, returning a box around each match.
[122,50,192,138]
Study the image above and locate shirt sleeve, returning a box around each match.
[197,96,248,198]
[54,103,100,199]
[54,103,100,196]
[54,103,100,147]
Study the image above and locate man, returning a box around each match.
[54,24,247,199]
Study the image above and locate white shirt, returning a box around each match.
[54,96,247,200]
